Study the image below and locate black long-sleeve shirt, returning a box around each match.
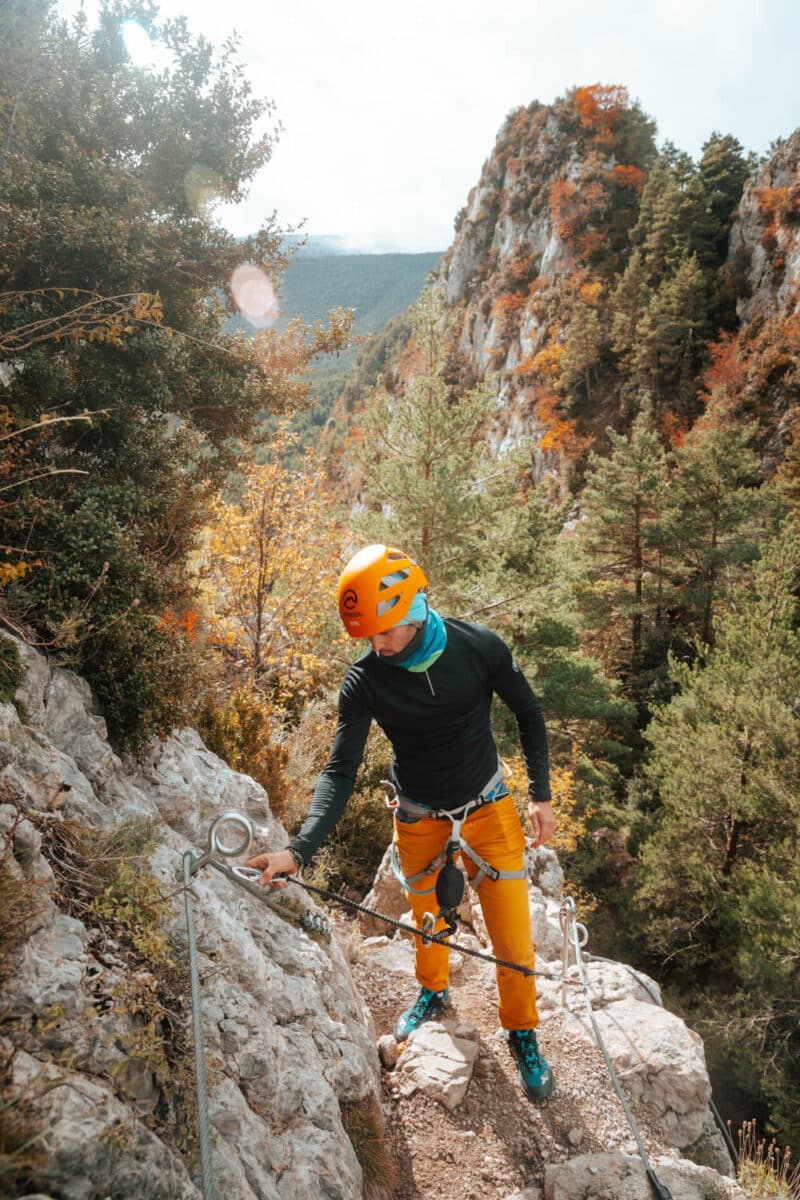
[289,619,551,865]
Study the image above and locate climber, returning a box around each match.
[247,544,555,1102]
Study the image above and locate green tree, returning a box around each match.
[634,525,800,1141]
[353,288,500,597]
[610,248,649,376]
[660,419,763,645]
[559,294,604,405]
[631,253,707,413]
[631,147,695,284]
[0,1,349,744]
[576,398,669,695]
[688,132,755,275]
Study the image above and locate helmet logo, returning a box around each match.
[341,589,358,612]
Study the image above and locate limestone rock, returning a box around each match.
[544,1151,748,1200]
[730,128,800,325]
[10,1049,199,1200]
[0,633,380,1200]
[377,1034,399,1069]
[565,997,712,1148]
[524,845,564,899]
[395,1018,480,1110]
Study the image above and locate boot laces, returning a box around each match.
[513,1030,542,1070]
[411,987,442,1018]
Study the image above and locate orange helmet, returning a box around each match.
[337,544,428,638]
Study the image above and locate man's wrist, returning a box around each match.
[286,846,305,871]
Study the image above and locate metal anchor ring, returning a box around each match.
[207,811,253,858]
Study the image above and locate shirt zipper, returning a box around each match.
[425,670,436,697]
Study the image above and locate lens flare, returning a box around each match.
[230,264,279,329]
[184,165,227,216]
[121,20,156,67]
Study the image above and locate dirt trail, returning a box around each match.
[333,912,671,1200]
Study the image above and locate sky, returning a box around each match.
[58,0,800,253]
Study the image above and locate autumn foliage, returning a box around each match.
[573,85,630,142]
[201,424,344,712]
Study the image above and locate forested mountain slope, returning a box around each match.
[334,90,798,487]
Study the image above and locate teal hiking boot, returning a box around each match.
[508,1029,554,1101]
[394,987,448,1042]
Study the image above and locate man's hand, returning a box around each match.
[245,848,299,890]
[528,801,556,848]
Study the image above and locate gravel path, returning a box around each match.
[333,912,672,1200]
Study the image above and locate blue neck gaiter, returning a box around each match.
[378,608,447,672]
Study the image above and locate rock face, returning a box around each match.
[729,128,800,325]
[0,634,380,1200]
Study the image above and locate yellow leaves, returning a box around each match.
[0,288,163,355]
[0,559,41,586]
[200,423,344,710]
[579,280,603,306]
[532,343,565,381]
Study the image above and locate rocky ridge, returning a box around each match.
[1,634,749,1198]
[729,128,800,325]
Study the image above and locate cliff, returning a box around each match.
[730,128,800,325]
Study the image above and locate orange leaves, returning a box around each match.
[609,163,646,193]
[491,291,528,321]
[531,343,565,381]
[0,288,163,355]
[701,333,745,408]
[658,412,690,449]
[0,559,41,586]
[754,184,800,228]
[579,280,603,305]
[549,178,580,239]
[535,393,592,460]
[158,608,200,643]
[573,84,630,140]
[754,184,800,267]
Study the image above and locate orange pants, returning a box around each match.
[393,794,538,1031]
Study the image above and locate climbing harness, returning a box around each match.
[384,761,527,942]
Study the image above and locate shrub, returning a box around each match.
[34,815,198,1156]
[283,701,393,895]
[197,685,290,821]
[735,1120,800,1199]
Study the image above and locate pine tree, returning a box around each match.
[634,524,800,1140]
[576,398,669,692]
[354,288,500,597]
[660,419,763,645]
[559,295,604,405]
[631,253,707,413]
[688,132,755,275]
[610,248,648,374]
